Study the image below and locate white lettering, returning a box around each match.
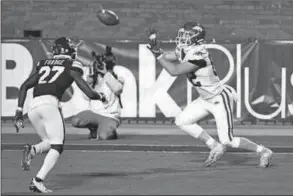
[114,65,137,117]
[288,72,293,116]
[1,43,33,116]
[139,44,182,117]
[205,44,235,84]
[244,67,287,119]
[236,44,242,118]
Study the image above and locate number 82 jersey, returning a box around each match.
[33,58,83,100]
[176,44,224,100]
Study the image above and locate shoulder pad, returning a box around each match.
[187,45,208,60]
[71,60,84,74]
[72,60,83,69]
[193,45,208,55]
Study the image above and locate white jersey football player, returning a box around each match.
[146,22,273,167]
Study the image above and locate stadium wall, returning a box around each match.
[1,0,293,40]
[1,39,293,125]
[1,0,293,125]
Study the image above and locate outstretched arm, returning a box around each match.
[163,51,178,61]
[69,69,105,101]
[104,72,124,95]
[145,27,208,76]
[14,70,40,132]
[157,54,205,76]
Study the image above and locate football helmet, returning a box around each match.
[175,22,205,49]
[52,37,77,59]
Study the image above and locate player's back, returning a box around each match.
[33,56,82,101]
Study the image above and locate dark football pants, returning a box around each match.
[71,110,119,140]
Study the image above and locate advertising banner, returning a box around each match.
[1,39,293,122]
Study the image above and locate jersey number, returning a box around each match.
[38,66,65,84]
[187,72,202,87]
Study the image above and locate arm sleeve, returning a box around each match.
[103,72,124,95]
[17,70,40,108]
[69,69,102,100]
[71,60,84,75]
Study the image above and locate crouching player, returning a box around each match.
[71,46,124,140]
[14,37,106,193]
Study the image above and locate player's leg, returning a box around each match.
[175,98,225,166]
[22,107,51,171]
[71,110,99,139]
[175,98,220,150]
[96,115,119,140]
[30,105,65,193]
[214,88,273,167]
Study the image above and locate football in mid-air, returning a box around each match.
[96,8,119,26]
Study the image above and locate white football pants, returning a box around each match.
[28,95,65,145]
[175,87,236,145]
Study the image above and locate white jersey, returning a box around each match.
[176,44,223,100]
[83,67,124,122]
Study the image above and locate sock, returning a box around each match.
[34,176,44,182]
[36,149,60,181]
[179,124,217,149]
[238,137,263,153]
[31,141,51,156]
[206,137,218,149]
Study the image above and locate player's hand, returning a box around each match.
[99,92,107,103]
[14,110,24,133]
[103,53,116,71]
[145,28,163,59]
[96,61,107,75]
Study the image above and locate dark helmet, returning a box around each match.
[52,37,77,59]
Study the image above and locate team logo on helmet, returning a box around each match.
[52,37,77,59]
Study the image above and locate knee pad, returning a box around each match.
[224,137,240,148]
[51,144,64,154]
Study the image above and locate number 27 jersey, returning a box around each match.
[176,44,223,100]
[33,58,83,100]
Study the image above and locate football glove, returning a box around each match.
[145,28,163,59]
[14,109,24,133]
[96,61,107,75]
[99,92,107,103]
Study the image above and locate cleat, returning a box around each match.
[29,178,52,193]
[21,144,33,171]
[259,146,273,168]
[205,143,226,167]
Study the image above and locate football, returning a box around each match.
[96,8,120,26]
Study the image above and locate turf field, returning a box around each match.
[1,124,293,195]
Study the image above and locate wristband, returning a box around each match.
[157,53,163,60]
[16,107,23,112]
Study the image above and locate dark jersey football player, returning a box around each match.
[13,37,105,193]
